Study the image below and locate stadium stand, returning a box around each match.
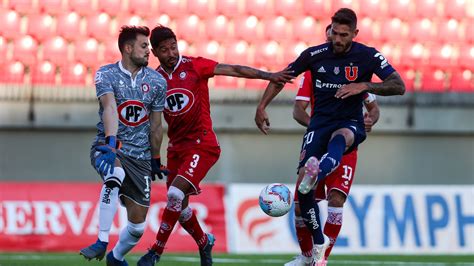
[0,0,472,94]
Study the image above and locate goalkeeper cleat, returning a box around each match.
[298,156,320,194]
[284,254,312,266]
[79,239,107,261]
[106,251,128,266]
[199,233,215,266]
[311,235,330,266]
[137,248,161,266]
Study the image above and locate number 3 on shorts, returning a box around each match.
[190,154,200,168]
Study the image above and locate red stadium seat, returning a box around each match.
[38,0,64,15]
[357,0,384,20]
[387,0,414,20]
[146,15,172,31]
[86,13,113,42]
[378,18,406,42]
[379,43,398,65]
[222,40,252,65]
[443,0,467,18]
[204,16,233,42]
[213,75,239,89]
[8,0,36,14]
[262,16,289,41]
[274,0,302,18]
[414,0,440,17]
[26,13,55,42]
[244,78,268,90]
[57,12,82,41]
[302,0,330,18]
[175,15,203,43]
[42,36,70,67]
[97,0,123,16]
[281,41,308,64]
[186,0,213,18]
[435,19,462,43]
[116,15,144,28]
[428,44,456,69]
[329,0,358,13]
[12,35,38,66]
[466,21,474,44]
[355,18,377,43]
[0,10,22,39]
[60,62,87,85]
[0,37,7,64]
[234,16,262,42]
[127,0,155,17]
[399,42,427,69]
[290,17,324,43]
[420,69,446,92]
[0,61,25,84]
[193,41,222,61]
[458,44,474,69]
[157,0,186,18]
[73,38,100,67]
[449,69,473,92]
[244,0,273,18]
[254,40,282,68]
[103,38,121,64]
[408,18,435,42]
[216,0,241,18]
[31,61,57,85]
[68,0,95,16]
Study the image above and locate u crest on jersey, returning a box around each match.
[344,66,359,81]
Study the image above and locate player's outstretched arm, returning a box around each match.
[335,71,406,99]
[293,100,310,127]
[255,81,285,135]
[214,64,294,85]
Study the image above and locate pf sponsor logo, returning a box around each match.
[165,88,194,116]
[237,198,276,246]
[117,100,149,127]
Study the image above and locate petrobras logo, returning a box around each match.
[315,79,344,89]
[165,88,194,116]
[117,100,149,127]
[236,198,277,246]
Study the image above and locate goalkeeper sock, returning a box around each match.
[112,221,145,261]
[98,185,119,243]
[317,134,346,183]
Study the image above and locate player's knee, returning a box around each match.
[127,221,146,239]
[104,167,125,188]
[167,186,185,212]
[327,190,346,207]
[179,206,193,223]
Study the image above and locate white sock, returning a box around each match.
[112,221,146,261]
[98,185,119,242]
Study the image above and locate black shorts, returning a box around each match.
[91,147,152,207]
[298,120,366,169]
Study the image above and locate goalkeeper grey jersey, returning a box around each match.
[93,61,167,160]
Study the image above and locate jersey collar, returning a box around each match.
[118,60,144,87]
[159,54,182,80]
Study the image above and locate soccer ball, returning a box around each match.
[259,183,292,217]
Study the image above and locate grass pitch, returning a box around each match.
[0,252,473,266]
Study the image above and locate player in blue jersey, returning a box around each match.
[255,8,405,265]
[79,25,168,266]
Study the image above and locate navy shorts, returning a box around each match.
[298,120,366,169]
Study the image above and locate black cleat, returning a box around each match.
[79,239,107,261]
[199,233,216,266]
[137,249,161,266]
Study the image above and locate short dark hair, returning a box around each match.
[331,8,357,30]
[118,25,150,54]
[150,25,177,49]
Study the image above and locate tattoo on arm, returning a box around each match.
[233,65,271,79]
[366,72,406,96]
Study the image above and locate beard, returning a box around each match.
[131,55,149,67]
[333,41,352,55]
